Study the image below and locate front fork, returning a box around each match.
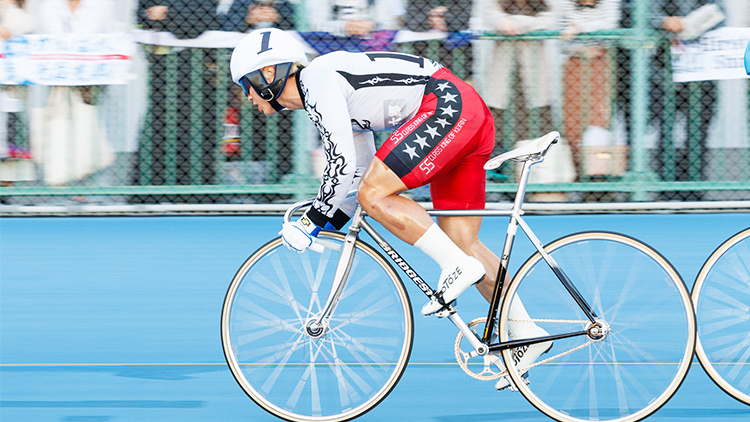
[305,207,363,337]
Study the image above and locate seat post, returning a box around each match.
[512,160,534,215]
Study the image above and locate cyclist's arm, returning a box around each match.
[300,68,359,229]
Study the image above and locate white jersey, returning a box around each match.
[298,51,443,221]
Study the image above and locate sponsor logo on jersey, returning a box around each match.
[419,117,467,174]
[381,77,466,179]
[389,111,433,144]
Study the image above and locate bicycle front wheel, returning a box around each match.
[692,227,750,405]
[221,231,414,422]
[498,232,695,422]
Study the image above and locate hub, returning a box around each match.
[586,319,610,341]
[305,319,326,338]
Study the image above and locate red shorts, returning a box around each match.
[375,68,495,209]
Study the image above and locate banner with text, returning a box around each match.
[672,27,750,82]
[0,33,135,86]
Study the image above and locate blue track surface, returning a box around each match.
[2,213,749,421]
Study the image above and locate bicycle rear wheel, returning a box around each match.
[221,231,414,422]
[498,232,695,422]
[692,227,750,405]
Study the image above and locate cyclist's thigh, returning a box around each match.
[430,154,488,209]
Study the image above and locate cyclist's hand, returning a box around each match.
[279,211,321,253]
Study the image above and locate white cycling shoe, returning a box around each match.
[495,326,553,391]
[421,256,485,316]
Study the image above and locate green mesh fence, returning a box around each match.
[1,0,749,207]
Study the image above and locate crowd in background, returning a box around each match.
[1,0,748,204]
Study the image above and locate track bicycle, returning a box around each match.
[221,131,697,422]
[691,227,750,405]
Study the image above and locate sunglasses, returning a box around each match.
[238,62,294,101]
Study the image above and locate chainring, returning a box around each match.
[454,317,508,381]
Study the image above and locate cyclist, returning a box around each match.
[230,28,551,389]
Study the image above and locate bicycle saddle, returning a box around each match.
[483,131,560,170]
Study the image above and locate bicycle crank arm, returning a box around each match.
[448,312,489,355]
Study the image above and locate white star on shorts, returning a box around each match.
[414,134,430,149]
[424,125,441,139]
[435,117,450,128]
[440,105,458,117]
[440,92,458,103]
[403,143,419,159]
[436,81,451,92]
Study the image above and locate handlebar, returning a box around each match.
[283,198,315,224]
[283,197,343,253]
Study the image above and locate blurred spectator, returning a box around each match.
[135,0,241,195]
[307,0,404,36]
[217,0,252,161]
[560,0,620,178]
[0,0,31,41]
[217,0,253,31]
[481,0,557,156]
[245,0,295,30]
[1,0,33,169]
[402,0,474,80]
[613,0,634,157]
[140,0,219,39]
[649,0,724,200]
[223,0,297,183]
[31,0,117,187]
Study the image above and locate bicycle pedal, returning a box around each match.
[508,372,530,392]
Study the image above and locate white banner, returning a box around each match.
[130,29,447,54]
[131,29,246,49]
[671,27,750,82]
[0,33,136,86]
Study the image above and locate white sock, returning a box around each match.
[413,223,469,272]
[507,294,547,337]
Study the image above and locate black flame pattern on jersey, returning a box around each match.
[301,82,349,217]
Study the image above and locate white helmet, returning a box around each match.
[231,28,307,106]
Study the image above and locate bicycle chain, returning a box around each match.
[454,317,595,382]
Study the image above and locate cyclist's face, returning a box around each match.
[245,66,278,116]
[246,87,277,116]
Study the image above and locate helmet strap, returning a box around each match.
[266,64,301,111]
[269,98,285,112]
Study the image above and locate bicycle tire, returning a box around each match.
[221,231,414,422]
[692,227,750,405]
[498,231,696,422]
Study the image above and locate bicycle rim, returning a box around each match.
[221,232,414,422]
[692,228,750,405]
[499,232,695,422]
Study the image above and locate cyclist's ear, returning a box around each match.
[261,65,276,84]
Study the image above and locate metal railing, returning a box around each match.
[1,28,748,207]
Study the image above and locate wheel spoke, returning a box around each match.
[501,232,694,422]
[694,229,750,404]
[262,334,307,394]
[222,234,413,421]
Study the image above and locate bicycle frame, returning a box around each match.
[224,125,698,422]
[286,152,600,356]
